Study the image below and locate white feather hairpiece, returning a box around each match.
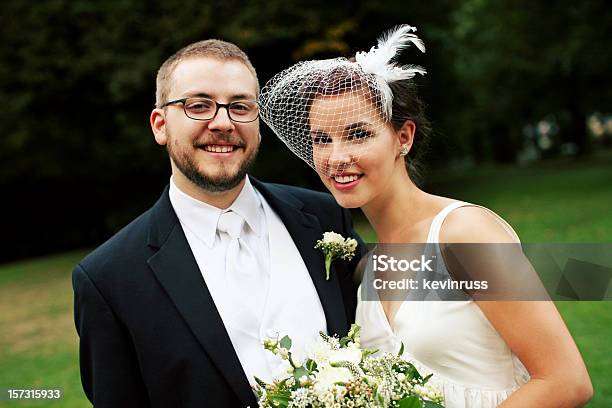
[354,24,426,119]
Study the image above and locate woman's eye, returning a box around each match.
[348,130,372,141]
[312,135,331,144]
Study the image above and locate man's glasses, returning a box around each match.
[161,97,259,123]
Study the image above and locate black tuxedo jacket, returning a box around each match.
[73,179,366,407]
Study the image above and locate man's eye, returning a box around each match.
[231,103,250,111]
[187,101,213,112]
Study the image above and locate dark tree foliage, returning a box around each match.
[0,0,609,261]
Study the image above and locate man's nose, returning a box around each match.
[207,106,235,132]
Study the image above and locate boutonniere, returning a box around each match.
[315,232,358,280]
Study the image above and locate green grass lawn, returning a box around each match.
[0,158,610,407]
[426,157,612,243]
[0,250,89,407]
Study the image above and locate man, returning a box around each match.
[73,39,365,407]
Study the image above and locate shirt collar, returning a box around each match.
[168,176,262,248]
[225,176,263,238]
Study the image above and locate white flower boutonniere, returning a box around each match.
[315,231,358,280]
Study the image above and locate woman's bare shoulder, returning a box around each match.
[439,204,518,244]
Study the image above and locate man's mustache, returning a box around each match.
[193,133,246,148]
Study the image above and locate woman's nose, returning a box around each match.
[327,142,355,172]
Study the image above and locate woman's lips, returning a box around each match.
[330,174,363,191]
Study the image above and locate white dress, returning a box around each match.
[355,201,530,408]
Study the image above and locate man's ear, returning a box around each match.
[150,108,168,145]
[397,120,416,153]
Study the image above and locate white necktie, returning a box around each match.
[217,211,266,322]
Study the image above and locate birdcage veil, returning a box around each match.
[259,25,426,178]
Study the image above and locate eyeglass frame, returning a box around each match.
[160,97,260,123]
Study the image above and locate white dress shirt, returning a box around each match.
[168,176,327,384]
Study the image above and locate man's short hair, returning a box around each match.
[155,39,259,108]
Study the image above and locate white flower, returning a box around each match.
[417,383,444,403]
[345,238,358,252]
[318,390,335,405]
[322,231,345,244]
[314,365,353,395]
[306,339,333,364]
[327,336,341,350]
[288,388,311,408]
[328,347,362,366]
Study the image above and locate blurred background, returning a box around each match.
[0,0,610,406]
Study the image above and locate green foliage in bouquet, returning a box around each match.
[255,324,444,408]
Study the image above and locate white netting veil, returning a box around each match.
[259,25,426,178]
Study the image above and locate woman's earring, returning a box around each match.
[399,144,410,157]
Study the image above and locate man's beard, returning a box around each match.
[167,133,258,193]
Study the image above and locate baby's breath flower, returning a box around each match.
[288,388,312,408]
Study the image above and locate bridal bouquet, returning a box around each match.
[254,325,444,408]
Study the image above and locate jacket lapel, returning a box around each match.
[146,187,256,407]
[251,179,349,337]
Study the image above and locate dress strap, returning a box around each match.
[426,201,469,243]
[426,201,520,244]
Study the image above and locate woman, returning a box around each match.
[260,25,593,407]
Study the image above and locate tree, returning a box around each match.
[451,0,612,159]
